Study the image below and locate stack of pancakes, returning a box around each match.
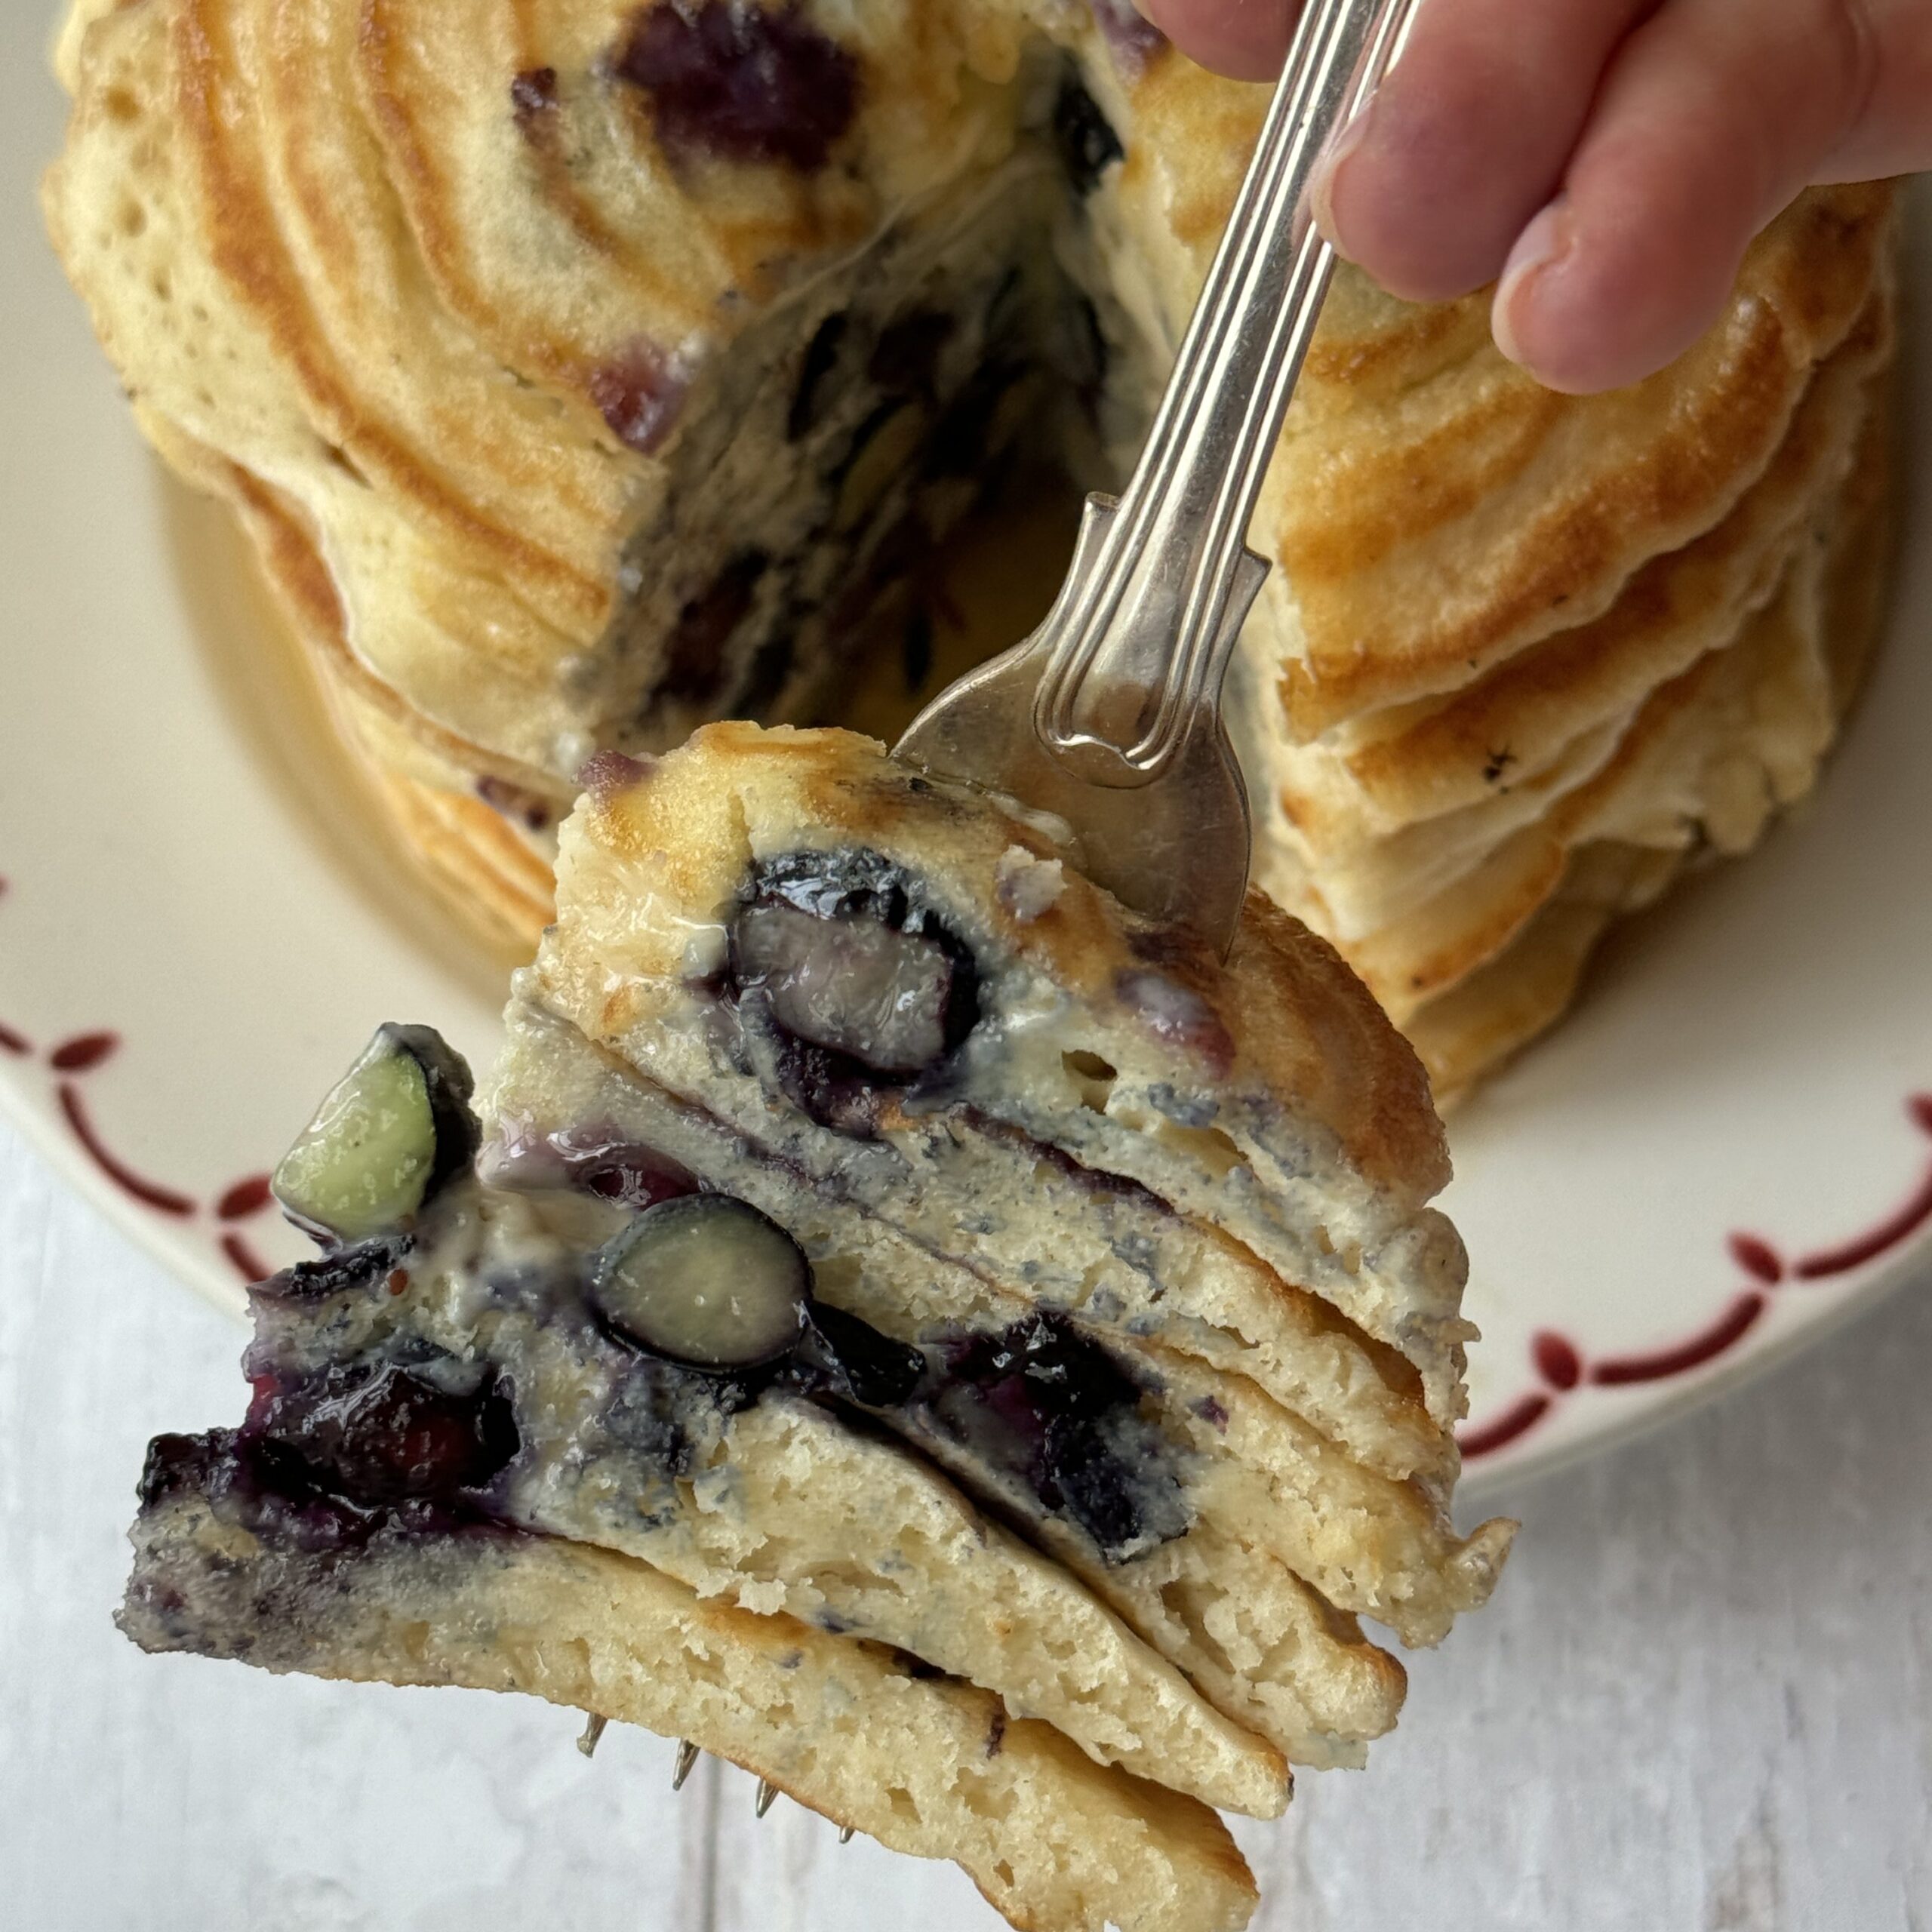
[121,725,1513,1929]
[45,0,1900,1094]
[1233,196,1900,1099]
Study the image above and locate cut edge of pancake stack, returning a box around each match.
[42,0,1905,1115]
[119,724,1516,1931]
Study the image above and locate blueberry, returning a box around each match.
[590,340,686,455]
[787,312,848,441]
[511,66,559,129]
[552,1135,700,1211]
[659,549,770,704]
[916,1315,1188,1562]
[591,1196,811,1371]
[728,850,983,1099]
[254,1233,412,1306]
[475,776,555,832]
[1087,0,1168,74]
[794,1303,926,1410]
[867,311,955,396]
[1053,75,1124,194]
[271,1027,478,1245]
[614,2,860,173]
[244,1362,519,1506]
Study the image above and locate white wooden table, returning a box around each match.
[4,1112,1927,1930]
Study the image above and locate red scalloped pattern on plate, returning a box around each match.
[0,873,278,1282]
[1458,1093,1932,1460]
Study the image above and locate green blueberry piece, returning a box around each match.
[273,1034,439,1241]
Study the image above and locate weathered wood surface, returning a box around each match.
[4,1112,1927,1930]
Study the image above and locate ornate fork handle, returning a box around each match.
[1034,0,1414,787]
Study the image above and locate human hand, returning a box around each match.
[1136,0,1930,392]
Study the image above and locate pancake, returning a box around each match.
[43,0,1900,1094]
[1407,383,1897,1102]
[125,1486,1260,1932]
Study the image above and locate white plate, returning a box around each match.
[4,27,1927,1496]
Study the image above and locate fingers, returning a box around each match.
[1134,0,1298,82]
[1491,0,1879,392]
[1312,0,1657,304]
[1149,0,1931,395]
[1810,0,1932,182]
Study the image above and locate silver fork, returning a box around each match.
[896,0,1413,957]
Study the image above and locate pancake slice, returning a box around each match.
[537,723,1479,1422]
[115,723,1512,1910]
[491,997,1450,1487]
[1404,383,1897,1102]
[123,1481,1259,1932]
[1248,328,1899,1051]
[223,1093,1291,1817]
[516,724,1509,1734]
[485,1004,1460,1764]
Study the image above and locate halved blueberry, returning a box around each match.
[728,851,982,1093]
[592,1195,811,1371]
[272,1026,477,1244]
[734,900,952,1074]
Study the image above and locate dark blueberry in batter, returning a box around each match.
[137,1426,469,1555]
[727,851,982,1123]
[823,512,928,641]
[923,361,1024,478]
[475,775,555,832]
[660,549,770,703]
[1087,0,1168,73]
[735,902,953,1074]
[136,1429,358,1552]
[867,311,955,397]
[590,340,686,455]
[251,1235,410,1309]
[615,2,860,173]
[918,1314,1187,1562]
[787,311,849,441]
[244,1361,520,1508]
[1053,74,1124,194]
[137,1430,238,1512]
[577,749,654,802]
[1115,968,1235,1075]
[794,1303,926,1410]
[551,1134,700,1211]
[511,66,559,130]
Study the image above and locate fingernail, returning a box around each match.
[1492,197,1574,371]
[1309,99,1377,261]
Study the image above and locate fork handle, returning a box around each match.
[1035,0,1414,786]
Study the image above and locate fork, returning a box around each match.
[896,0,1414,957]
